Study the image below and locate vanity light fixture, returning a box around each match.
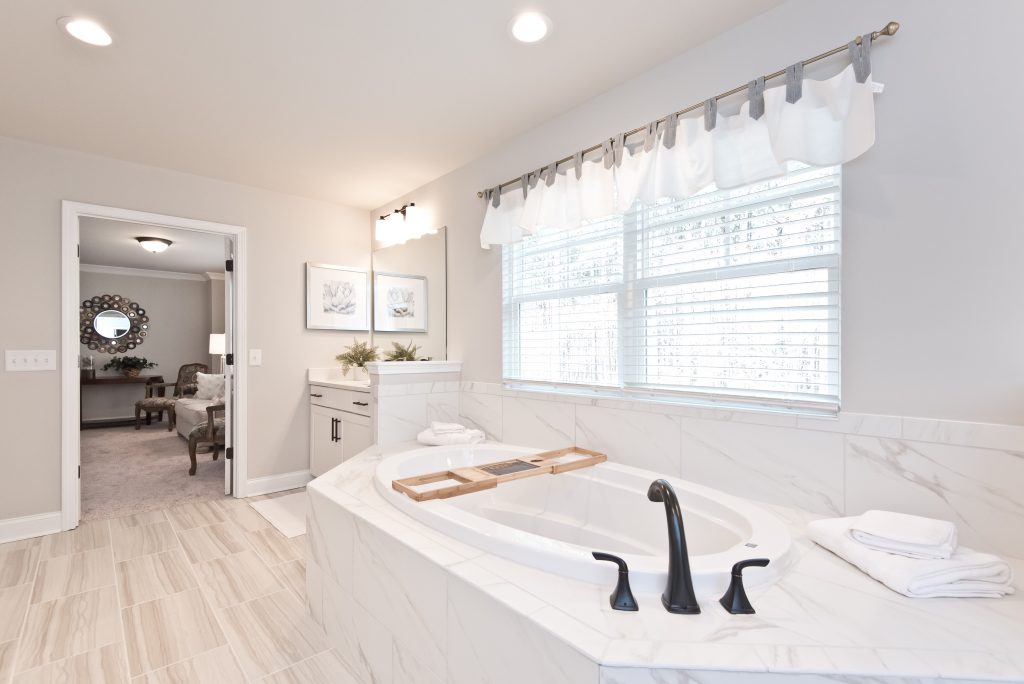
[135,237,173,253]
[375,203,436,247]
[509,12,551,44]
[58,17,113,46]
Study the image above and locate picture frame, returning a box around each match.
[306,263,369,331]
[373,272,428,333]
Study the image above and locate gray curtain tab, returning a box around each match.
[663,112,678,149]
[545,162,557,187]
[748,77,766,120]
[643,121,658,152]
[489,186,501,208]
[850,33,872,83]
[603,134,624,168]
[785,62,804,104]
[704,98,717,132]
[573,152,583,179]
[528,168,542,190]
[520,173,530,198]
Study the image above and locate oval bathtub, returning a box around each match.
[374,444,794,596]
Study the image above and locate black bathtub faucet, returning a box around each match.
[647,479,701,614]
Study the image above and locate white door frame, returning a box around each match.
[61,201,250,531]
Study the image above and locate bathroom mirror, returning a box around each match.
[370,227,447,360]
[93,310,130,339]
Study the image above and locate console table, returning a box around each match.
[80,375,164,429]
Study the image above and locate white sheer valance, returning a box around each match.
[481,62,877,249]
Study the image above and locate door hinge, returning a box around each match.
[78,465,81,478]
[226,447,234,460]
[225,259,234,272]
[225,353,234,366]
[77,244,80,258]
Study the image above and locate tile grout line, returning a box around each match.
[7,537,44,681]
[108,516,136,684]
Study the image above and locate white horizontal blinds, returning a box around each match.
[628,163,841,406]
[503,216,623,386]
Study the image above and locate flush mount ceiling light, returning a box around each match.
[136,237,172,253]
[57,17,112,46]
[509,12,551,44]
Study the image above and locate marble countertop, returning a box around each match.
[308,378,371,392]
[310,441,1024,682]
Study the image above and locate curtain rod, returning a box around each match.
[476,20,900,199]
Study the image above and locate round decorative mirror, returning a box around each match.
[80,294,149,354]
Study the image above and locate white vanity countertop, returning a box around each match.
[309,443,1024,682]
[307,367,371,392]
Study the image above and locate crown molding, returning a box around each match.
[80,263,207,282]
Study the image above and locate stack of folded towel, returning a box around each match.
[416,421,485,446]
[807,510,1014,598]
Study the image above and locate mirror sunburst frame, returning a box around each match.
[79,294,149,354]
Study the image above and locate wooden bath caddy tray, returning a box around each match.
[392,446,607,502]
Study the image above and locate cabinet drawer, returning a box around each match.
[309,385,371,416]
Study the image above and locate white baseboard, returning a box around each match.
[245,470,312,497]
[0,511,62,544]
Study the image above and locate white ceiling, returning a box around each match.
[80,217,227,274]
[0,1,780,209]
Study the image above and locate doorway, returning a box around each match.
[61,202,249,531]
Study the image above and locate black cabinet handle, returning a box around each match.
[330,417,338,442]
[310,393,323,398]
[352,401,368,407]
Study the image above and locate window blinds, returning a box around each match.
[503,163,841,412]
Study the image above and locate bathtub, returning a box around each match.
[374,444,794,595]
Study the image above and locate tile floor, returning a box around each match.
[0,491,361,683]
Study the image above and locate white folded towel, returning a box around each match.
[807,516,1014,598]
[416,427,485,446]
[429,421,470,434]
[849,510,958,559]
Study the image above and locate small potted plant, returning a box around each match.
[102,356,158,378]
[384,340,420,362]
[335,339,379,380]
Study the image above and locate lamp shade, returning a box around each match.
[209,333,226,355]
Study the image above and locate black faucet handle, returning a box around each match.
[592,552,638,611]
[719,558,770,614]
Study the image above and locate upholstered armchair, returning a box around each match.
[134,362,209,430]
[187,403,227,475]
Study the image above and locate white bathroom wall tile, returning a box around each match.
[352,517,448,679]
[305,559,324,627]
[575,406,682,476]
[425,391,461,424]
[678,419,845,515]
[845,436,1024,557]
[446,574,599,684]
[458,391,503,440]
[377,394,429,444]
[501,397,575,449]
[460,381,504,396]
[393,637,445,684]
[324,579,393,684]
[796,412,903,439]
[901,417,1024,451]
[306,487,356,590]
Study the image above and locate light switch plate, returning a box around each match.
[5,350,57,371]
[249,349,262,366]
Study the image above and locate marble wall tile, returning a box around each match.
[323,579,392,684]
[501,397,575,449]
[901,417,1024,452]
[425,391,461,425]
[679,419,845,516]
[575,406,682,476]
[458,391,503,440]
[376,394,429,445]
[845,436,1024,557]
[307,487,356,591]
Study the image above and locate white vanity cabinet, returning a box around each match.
[309,383,373,477]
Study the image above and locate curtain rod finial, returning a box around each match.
[882,21,899,36]
[477,191,484,198]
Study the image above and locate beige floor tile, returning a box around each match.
[0,547,40,590]
[0,584,31,642]
[177,522,248,564]
[39,520,111,559]
[262,650,360,684]
[166,501,228,531]
[31,546,115,604]
[0,640,17,684]
[289,534,307,557]
[247,528,300,566]
[221,503,272,532]
[17,585,120,672]
[111,521,180,562]
[133,644,245,684]
[109,510,168,530]
[272,559,305,600]
[121,588,226,676]
[116,550,197,607]
[0,537,40,554]
[217,590,328,680]
[195,550,282,610]
[12,642,127,684]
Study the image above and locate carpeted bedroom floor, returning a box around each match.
[80,422,226,521]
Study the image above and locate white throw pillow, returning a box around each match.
[195,373,225,400]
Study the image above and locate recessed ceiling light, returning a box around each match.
[136,237,172,253]
[509,12,551,44]
[58,17,112,46]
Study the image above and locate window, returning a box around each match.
[502,163,841,412]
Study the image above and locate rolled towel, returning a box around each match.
[849,510,957,559]
[417,427,485,446]
[807,516,1014,598]
[430,421,469,435]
